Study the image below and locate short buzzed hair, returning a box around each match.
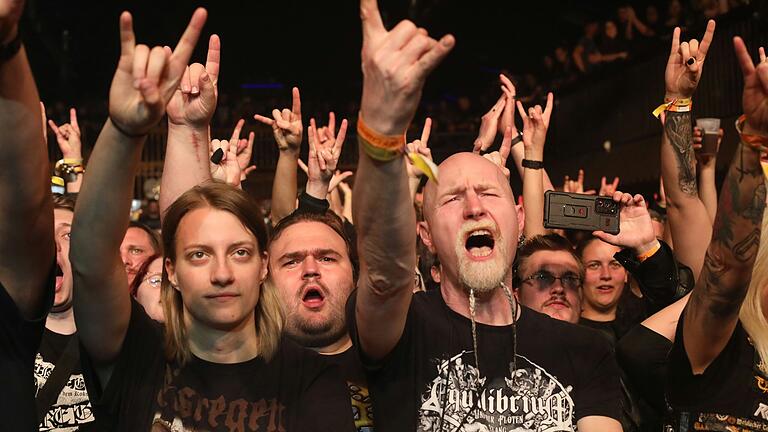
[513,234,584,288]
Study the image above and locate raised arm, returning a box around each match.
[682,38,768,374]
[255,87,303,223]
[159,34,219,217]
[71,10,205,372]
[659,21,716,279]
[405,118,433,201]
[48,107,84,193]
[353,0,454,360]
[517,92,554,238]
[694,126,722,224]
[0,0,55,318]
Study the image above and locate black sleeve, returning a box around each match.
[296,192,330,214]
[615,240,693,314]
[617,324,673,413]
[299,352,357,432]
[0,261,55,431]
[573,333,624,421]
[79,298,164,430]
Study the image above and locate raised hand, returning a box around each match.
[359,0,454,135]
[473,94,506,153]
[209,138,241,187]
[308,117,348,182]
[109,8,207,136]
[254,87,303,154]
[599,176,620,196]
[482,126,513,178]
[48,107,82,160]
[167,34,220,128]
[516,92,554,160]
[498,74,518,137]
[734,39,768,137]
[664,20,715,100]
[593,191,658,254]
[406,117,433,180]
[563,169,597,195]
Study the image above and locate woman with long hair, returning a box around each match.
[69,9,352,431]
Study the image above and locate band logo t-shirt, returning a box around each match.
[347,289,622,432]
[35,328,95,430]
[81,300,355,432]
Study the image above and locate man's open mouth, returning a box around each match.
[465,229,495,258]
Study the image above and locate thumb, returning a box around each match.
[199,71,216,101]
[360,0,386,41]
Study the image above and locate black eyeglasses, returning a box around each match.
[521,271,582,291]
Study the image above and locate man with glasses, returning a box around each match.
[513,234,584,324]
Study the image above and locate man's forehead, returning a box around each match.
[269,221,347,254]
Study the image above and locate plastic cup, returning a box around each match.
[696,118,720,155]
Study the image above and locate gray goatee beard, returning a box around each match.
[455,221,511,294]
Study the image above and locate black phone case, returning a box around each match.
[543,190,620,235]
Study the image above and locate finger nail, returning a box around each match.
[191,86,199,94]
[686,57,695,65]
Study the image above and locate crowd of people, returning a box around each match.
[2,0,768,431]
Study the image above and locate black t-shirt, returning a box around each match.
[347,289,622,431]
[81,300,355,431]
[666,315,768,431]
[617,324,673,415]
[327,347,374,432]
[0,269,54,431]
[35,328,96,430]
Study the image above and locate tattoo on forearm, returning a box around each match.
[664,112,698,195]
[696,141,766,315]
[733,229,761,262]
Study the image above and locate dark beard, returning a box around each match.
[284,319,348,350]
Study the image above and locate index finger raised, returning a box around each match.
[170,8,208,69]
[205,34,221,85]
[421,117,432,144]
[697,19,716,59]
[360,0,385,40]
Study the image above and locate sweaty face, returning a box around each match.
[423,154,518,294]
[135,258,164,322]
[581,240,626,314]
[516,250,582,324]
[53,208,74,312]
[269,222,354,349]
[166,208,267,332]
[121,227,156,285]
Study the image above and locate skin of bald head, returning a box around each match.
[420,152,519,294]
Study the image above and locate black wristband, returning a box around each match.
[0,31,22,63]
[510,132,524,146]
[522,159,544,169]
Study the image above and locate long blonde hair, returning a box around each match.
[161,182,283,365]
[739,210,768,374]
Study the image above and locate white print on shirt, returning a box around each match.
[418,351,575,432]
[34,353,95,431]
[756,403,768,421]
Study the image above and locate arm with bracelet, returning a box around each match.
[49,107,84,193]
[353,0,454,361]
[0,0,55,320]
[654,20,716,280]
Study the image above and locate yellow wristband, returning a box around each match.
[651,98,692,118]
[357,114,406,161]
[637,241,662,263]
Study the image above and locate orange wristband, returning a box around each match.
[357,115,406,161]
[651,98,692,118]
[637,241,661,263]
[735,114,768,154]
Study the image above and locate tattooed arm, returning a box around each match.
[660,22,716,279]
[682,37,768,374]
